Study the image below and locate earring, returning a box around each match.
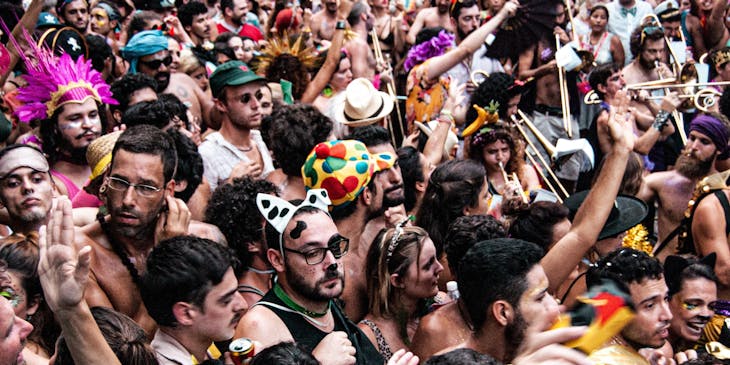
[26,313,33,321]
[99,184,107,194]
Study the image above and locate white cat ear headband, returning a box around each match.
[256,189,331,256]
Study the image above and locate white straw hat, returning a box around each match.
[334,78,394,127]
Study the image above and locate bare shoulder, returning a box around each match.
[188,220,227,245]
[235,304,292,348]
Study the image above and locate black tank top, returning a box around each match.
[257,290,384,364]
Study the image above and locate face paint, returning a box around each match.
[290,220,307,239]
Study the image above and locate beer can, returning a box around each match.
[229,338,255,365]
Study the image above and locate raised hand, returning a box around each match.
[154,195,191,244]
[38,197,91,312]
[606,90,635,152]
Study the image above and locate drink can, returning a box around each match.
[229,338,255,365]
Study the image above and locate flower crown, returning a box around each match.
[10,28,117,123]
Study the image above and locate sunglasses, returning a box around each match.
[640,26,664,44]
[138,55,173,69]
[238,90,265,104]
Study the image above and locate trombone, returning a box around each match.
[556,34,573,138]
[643,87,722,113]
[510,110,570,202]
[641,13,684,74]
[371,28,403,147]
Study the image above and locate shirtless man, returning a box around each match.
[121,30,213,128]
[518,4,581,191]
[588,63,678,164]
[406,0,454,44]
[78,125,191,336]
[622,24,674,126]
[311,0,339,46]
[345,2,377,80]
[639,120,722,262]
[688,115,730,299]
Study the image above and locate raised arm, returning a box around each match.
[300,0,353,103]
[422,0,518,83]
[694,193,730,289]
[541,90,635,293]
[0,0,43,87]
[38,197,121,365]
[406,10,427,45]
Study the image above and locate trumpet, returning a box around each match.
[655,59,688,145]
[643,87,722,112]
[470,70,490,87]
[498,162,529,203]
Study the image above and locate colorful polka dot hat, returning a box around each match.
[302,139,396,209]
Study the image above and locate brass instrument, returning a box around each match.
[655,59,688,145]
[498,162,529,203]
[644,87,722,112]
[625,78,677,89]
[470,69,490,87]
[510,111,570,201]
[641,13,684,74]
[583,89,601,105]
[370,29,403,146]
[556,34,573,138]
[626,80,730,90]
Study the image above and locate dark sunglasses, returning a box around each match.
[239,90,265,104]
[139,55,173,69]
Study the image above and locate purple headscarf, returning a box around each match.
[690,114,730,159]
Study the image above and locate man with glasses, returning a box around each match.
[236,188,383,364]
[121,30,213,129]
[77,125,191,336]
[200,60,274,192]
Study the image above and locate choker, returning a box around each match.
[247,266,275,274]
[273,283,330,318]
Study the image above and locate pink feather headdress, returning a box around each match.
[11,29,117,123]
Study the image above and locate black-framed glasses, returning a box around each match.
[284,235,350,265]
[139,55,173,70]
[239,90,264,104]
[107,176,162,197]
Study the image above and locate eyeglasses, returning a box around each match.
[239,90,264,104]
[107,176,162,197]
[138,55,173,70]
[284,235,350,265]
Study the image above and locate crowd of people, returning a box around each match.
[3,0,730,363]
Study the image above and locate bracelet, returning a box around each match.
[653,110,670,131]
[336,20,346,30]
[438,110,454,123]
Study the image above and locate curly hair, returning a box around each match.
[416,159,486,257]
[587,248,664,289]
[266,104,333,177]
[110,74,158,114]
[467,124,527,187]
[125,11,161,43]
[509,202,570,251]
[205,177,278,267]
[466,72,522,121]
[444,215,506,275]
[629,24,665,60]
[167,129,203,202]
[265,53,309,101]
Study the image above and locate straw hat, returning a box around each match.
[86,131,122,180]
[334,78,394,127]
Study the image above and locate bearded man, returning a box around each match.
[638,114,728,261]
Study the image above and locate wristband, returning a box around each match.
[438,110,454,123]
[336,20,346,30]
[653,110,670,131]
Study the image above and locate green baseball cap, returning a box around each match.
[209,61,265,98]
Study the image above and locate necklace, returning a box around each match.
[98,214,142,286]
[247,266,275,274]
[237,145,253,152]
[273,283,330,318]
